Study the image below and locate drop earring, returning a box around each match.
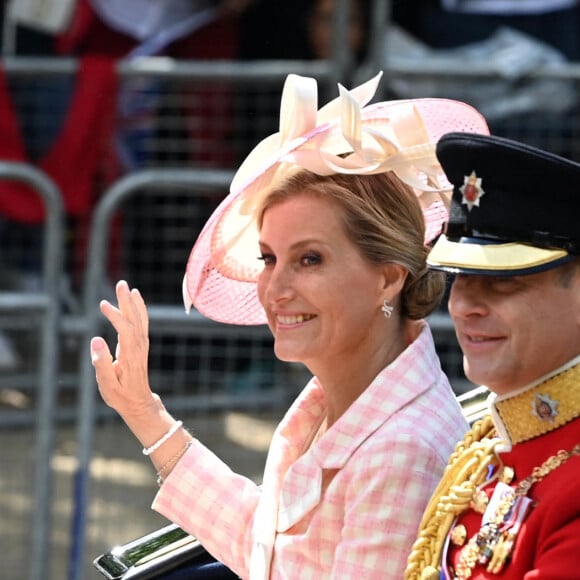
[381,299,394,318]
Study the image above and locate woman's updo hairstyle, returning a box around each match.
[259,170,446,320]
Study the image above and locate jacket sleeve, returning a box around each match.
[151,438,260,577]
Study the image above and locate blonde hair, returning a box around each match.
[258,170,446,320]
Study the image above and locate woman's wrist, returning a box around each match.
[143,420,184,455]
[120,394,171,446]
[156,440,194,486]
[117,395,193,478]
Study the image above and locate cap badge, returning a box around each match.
[532,393,559,423]
[460,171,485,211]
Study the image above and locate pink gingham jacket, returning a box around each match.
[152,322,468,579]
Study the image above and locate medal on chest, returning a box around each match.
[448,443,580,579]
[453,482,532,578]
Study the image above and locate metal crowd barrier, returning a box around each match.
[0,162,65,580]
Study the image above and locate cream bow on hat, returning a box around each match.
[183,72,489,325]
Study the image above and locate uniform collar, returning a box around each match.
[489,355,580,449]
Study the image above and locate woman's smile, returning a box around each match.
[275,313,317,326]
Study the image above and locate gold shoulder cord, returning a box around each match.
[404,415,499,580]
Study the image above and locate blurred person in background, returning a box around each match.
[90,72,489,578]
[1,0,258,302]
[394,0,580,60]
[391,0,580,162]
[405,132,580,579]
[240,0,369,63]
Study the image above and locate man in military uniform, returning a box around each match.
[405,132,580,579]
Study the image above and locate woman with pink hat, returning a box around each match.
[90,72,488,578]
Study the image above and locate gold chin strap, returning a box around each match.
[404,415,499,580]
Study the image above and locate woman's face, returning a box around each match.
[257,194,389,373]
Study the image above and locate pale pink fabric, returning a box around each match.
[152,323,468,579]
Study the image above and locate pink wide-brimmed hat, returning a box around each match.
[183,72,489,325]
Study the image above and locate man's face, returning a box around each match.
[448,264,580,394]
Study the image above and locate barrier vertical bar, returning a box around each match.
[0,162,65,580]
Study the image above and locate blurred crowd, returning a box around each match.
[0,0,577,370]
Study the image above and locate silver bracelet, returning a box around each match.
[142,420,183,456]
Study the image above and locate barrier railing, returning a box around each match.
[0,162,65,580]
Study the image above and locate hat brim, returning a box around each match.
[427,235,571,276]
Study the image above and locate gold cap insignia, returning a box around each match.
[460,171,485,211]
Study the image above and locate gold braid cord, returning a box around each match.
[404,415,499,580]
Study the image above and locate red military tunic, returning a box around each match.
[443,358,580,579]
